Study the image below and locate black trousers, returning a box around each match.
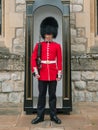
[37,80,57,118]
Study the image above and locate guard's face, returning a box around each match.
[44,34,53,41]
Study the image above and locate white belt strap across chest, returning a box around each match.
[41,60,56,64]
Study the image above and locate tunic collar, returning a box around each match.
[44,40,53,43]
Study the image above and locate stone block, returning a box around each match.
[71,58,98,71]
[85,92,93,101]
[72,90,75,102]
[73,5,83,12]
[0,73,11,81]
[8,92,21,103]
[90,45,98,53]
[75,81,86,90]
[87,82,98,92]
[16,0,25,4]
[74,90,85,101]
[71,44,86,54]
[72,82,75,102]
[0,94,8,102]
[22,72,24,81]
[72,82,75,90]
[74,37,87,44]
[0,41,5,47]
[14,81,24,92]
[71,0,84,4]
[2,81,14,92]
[16,28,24,37]
[11,72,21,81]
[12,44,25,55]
[0,47,9,53]
[16,4,26,12]
[9,13,23,28]
[71,37,75,44]
[71,28,77,36]
[77,28,85,37]
[70,23,76,29]
[13,37,25,44]
[94,92,98,101]
[0,82,2,92]
[81,71,95,81]
[95,72,98,81]
[0,53,24,71]
[70,20,76,28]
[70,13,76,20]
[20,92,24,103]
[72,71,81,81]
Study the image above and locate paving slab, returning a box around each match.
[81,125,92,130]
[16,114,33,127]
[16,114,54,128]
[0,127,29,130]
[0,115,20,127]
[92,126,98,130]
[51,115,91,130]
[0,103,22,108]
[30,128,64,130]
[90,118,98,125]
[0,102,98,130]
[0,108,21,115]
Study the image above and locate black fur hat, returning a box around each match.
[40,17,58,39]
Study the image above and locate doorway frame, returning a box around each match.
[24,0,72,115]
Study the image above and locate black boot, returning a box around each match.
[31,116,44,124]
[50,116,61,124]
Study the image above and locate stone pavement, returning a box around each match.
[0,102,98,130]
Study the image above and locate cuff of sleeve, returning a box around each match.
[34,67,38,75]
[58,70,62,78]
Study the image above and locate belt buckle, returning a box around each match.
[46,60,50,64]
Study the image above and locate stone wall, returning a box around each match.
[12,0,26,55]
[72,70,98,102]
[70,0,87,55]
[0,53,24,103]
[70,0,98,102]
[0,0,25,103]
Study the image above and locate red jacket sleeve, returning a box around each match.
[57,44,62,72]
[31,43,38,73]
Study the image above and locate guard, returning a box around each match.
[31,17,62,124]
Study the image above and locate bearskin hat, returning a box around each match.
[40,17,58,39]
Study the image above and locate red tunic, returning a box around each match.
[31,41,62,81]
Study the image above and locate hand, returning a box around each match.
[56,78,61,81]
[56,73,62,81]
[35,74,40,79]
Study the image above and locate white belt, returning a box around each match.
[41,60,56,64]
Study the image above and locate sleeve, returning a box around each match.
[30,43,39,74]
[57,44,62,76]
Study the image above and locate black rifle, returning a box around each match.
[36,36,42,74]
